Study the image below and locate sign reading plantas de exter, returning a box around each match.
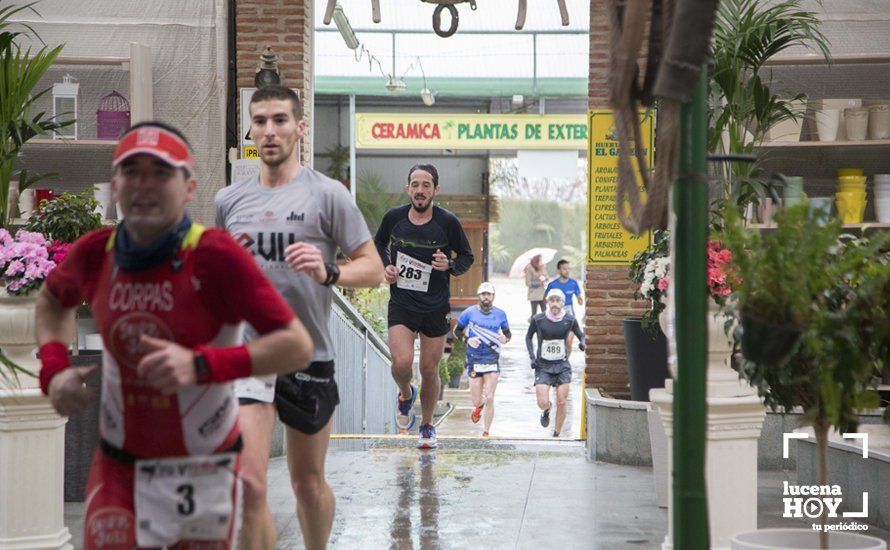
[586,110,654,266]
[354,114,588,150]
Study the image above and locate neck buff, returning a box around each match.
[546,307,565,323]
[114,215,192,272]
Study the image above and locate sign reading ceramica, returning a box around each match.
[355,114,587,150]
[586,110,654,266]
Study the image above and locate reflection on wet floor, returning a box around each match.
[273,439,667,549]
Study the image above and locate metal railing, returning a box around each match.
[329,290,398,435]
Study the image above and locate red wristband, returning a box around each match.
[193,345,252,383]
[39,342,71,395]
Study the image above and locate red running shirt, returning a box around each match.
[46,224,294,458]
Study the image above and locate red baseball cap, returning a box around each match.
[112,124,195,172]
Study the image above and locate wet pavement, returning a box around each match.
[63,439,890,548]
[65,438,668,549]
[436,275,585,440]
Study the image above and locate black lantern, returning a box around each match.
[254,47,281,88]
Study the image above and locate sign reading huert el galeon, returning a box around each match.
[355,114,587,150]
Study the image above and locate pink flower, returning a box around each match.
[5,260,24,277]
[48,241,72,265]
[658,276,670,292]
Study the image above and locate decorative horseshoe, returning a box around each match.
[433,4,459,38]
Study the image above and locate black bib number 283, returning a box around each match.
[398,264,423,280]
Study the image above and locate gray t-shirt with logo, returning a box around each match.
[214,167,371,363]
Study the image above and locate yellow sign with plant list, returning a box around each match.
[586,110,654,266]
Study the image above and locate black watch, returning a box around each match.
[323,262,341,287]
[194,351,211,384]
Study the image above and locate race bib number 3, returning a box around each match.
[135,453,238,547]
[396,252,433,292]
[541,339,566,361]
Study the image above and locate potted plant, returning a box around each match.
[0,2,73,228]
[446,338,466,389]
[709,0,830,210]
[625,230,670,400]
[0,226,73,545]
[0,227,68,385]
[22,188,107,500]
[720,203,890,548]
[24,188,104,243]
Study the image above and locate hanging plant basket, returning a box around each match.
[739,309,802,366]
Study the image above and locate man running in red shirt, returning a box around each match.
[35,121,313,549]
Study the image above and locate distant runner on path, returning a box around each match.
[453,282,511,437]
[527,288,585,437]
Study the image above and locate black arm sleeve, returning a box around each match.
[448,217,474,276]
[571,318,584,341]
[502,327,512,341]
[373,211,394,265]
[526,319,537,359]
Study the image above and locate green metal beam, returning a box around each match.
[315,76,587,98]
[673,69,709,547]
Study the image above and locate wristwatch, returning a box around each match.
[448,259,455,272]
[323,262,341,287]
[194,351,211,384]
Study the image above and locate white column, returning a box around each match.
[0,389,72,550]
[651,306,766,550]
[0,290,71,549]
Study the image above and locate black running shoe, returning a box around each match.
[540,408,551,428]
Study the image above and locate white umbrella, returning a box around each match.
[508,247,557,278]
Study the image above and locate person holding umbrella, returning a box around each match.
[524,254,549,318]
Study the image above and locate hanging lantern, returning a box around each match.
[52,74,79,140]
[96,91,131,141]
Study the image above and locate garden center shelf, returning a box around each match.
[749,222,890,230]
[25,139,119,147]
[9,218,117,227]
[756,139,890,148]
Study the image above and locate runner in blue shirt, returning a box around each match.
[453,282,511,436]
[545,259,584,317]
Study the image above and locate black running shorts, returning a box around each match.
[274,360,340,435]
[387,302,451,338]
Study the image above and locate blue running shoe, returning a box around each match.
[417,423,438,449]
[396,385,417,434]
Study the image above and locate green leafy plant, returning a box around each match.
[720,204,890,542]
[355,171,401,234]
[0,2,73,228]
[323,144,350,184]
[342,286,388,339]
[24,188,103,242]
[440,338,466,386]
[709,0,830,207]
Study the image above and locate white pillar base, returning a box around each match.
[651,385,766,550]
[0,389,72,550]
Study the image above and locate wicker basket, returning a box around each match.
[96,91,130,140]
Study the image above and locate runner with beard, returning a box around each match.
[526,288,585,437]
[374,164,474,449]
[453,282,510,437]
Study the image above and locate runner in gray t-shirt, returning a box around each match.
[214,86,383,550]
